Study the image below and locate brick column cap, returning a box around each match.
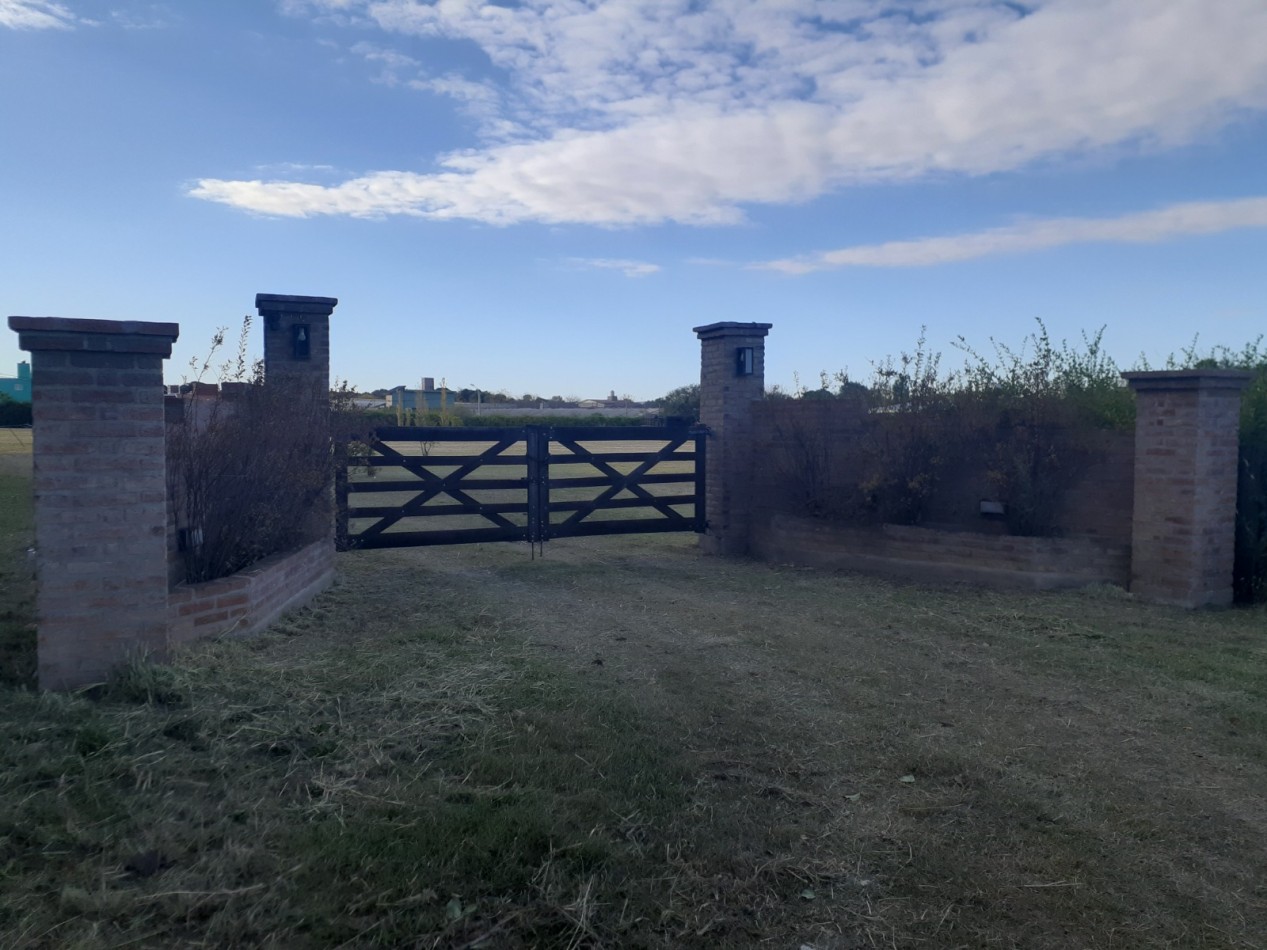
[8,316,179,356]
[1122,369,1254,393]
[255,293,338,315]
[693,321,772,340]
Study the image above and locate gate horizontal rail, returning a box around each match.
[337,424,706,549]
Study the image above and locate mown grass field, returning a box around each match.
[3,432,1266,948]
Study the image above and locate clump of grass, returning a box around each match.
[98,654,188,706]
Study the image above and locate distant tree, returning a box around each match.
[0,392,32,426]
[653,383,700,422]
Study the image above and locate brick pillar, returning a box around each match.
[257,294,339,545]
[694,322,771,555]
[1123,369,1253,608]
[8,316,179,689]
[256,293,337,390]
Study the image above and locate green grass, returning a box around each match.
[0,430,34,687]
[0,602,690,947]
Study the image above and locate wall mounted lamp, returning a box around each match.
[292,324,311,360]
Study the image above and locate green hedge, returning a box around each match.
[0,395,32,427]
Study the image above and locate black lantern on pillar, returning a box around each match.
[292,324,310,360]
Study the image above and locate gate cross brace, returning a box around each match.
[358,438,520,538]
[551,436,689,527]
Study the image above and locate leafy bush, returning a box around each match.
[954,324,1132,535]
[0,393,32,427]
[651,383,700,423]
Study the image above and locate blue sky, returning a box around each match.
[2,0,1266,399]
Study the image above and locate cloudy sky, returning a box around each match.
[2,0,1266,397]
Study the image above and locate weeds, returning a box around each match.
[168,319,335,583]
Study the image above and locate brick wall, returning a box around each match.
[11,296,341,690]
[167,539,335,645]
[163,385,253,587]
[750,399,1135,544]
[752,514,1131,590]
[741,398,1137,590]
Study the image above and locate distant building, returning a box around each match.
[385,377,449,411]
[0,362,31,403]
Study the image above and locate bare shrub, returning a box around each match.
[955,323,1128,536]
[772,410,838,517]
[168,320,336,584]
[780,322,1132,535]
[856,330,958,525]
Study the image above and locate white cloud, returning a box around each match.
[0,0,75,29]
[754,196,1267,273]
[253,162,342,176]
[197,0,1267,225]
[565,257,661,278]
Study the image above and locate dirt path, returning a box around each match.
[356,534,1267,948]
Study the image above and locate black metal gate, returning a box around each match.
[337,425,705,550]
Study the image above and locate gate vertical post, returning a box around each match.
[1122,369,1253,607]
[694,322,771,555]
[333,439,350,551]
[9,316,179,690]
[526,426,548,545]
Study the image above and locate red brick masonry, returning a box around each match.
[167,539,335,646]
[753,514,1132,590]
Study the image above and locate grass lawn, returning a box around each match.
[0,428,34,687]
[2,433,1266,947]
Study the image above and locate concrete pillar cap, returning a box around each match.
[693,322,772,340]
[255,294,338,315]
[1122,369,1255,392]
[9,316,179,356]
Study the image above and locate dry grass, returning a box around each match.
[3,437,1266,947]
